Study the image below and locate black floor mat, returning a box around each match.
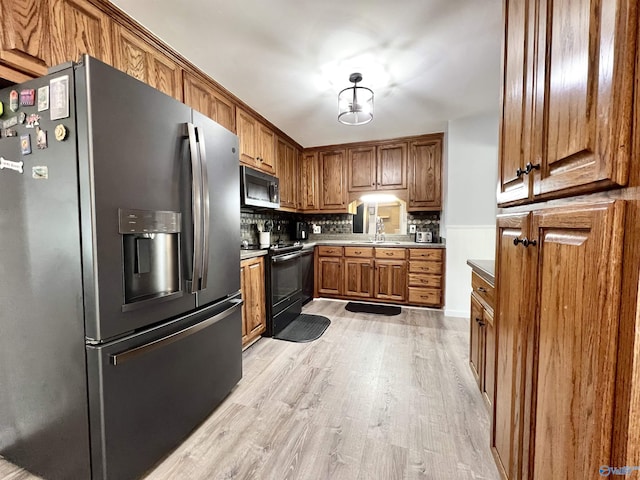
[345,302,401,316]
[274,314,331,343]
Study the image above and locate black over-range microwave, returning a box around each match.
[240,165,280,209]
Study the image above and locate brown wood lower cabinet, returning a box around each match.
[374,260,407,302]
[344,257,374,297]
[240,256,266,348]
[493,201,638,480]
[315,245,444,306]
[315,247,344,296]
[468,270,495,412]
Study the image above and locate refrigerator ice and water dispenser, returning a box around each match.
[119,209,183,310]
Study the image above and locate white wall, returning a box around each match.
[442,112,498,317]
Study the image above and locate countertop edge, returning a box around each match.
[467,259,495,285]
[240,250,268,260]
[308,240,446,248]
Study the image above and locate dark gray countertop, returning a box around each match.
[467,259,495,285]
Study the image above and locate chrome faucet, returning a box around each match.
[374,217,385,243]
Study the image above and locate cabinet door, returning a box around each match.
[470,293,484,388]
[240,257,266,346]
[497,0,534,205]
[530,202,624,480]
[347,146,376,192]
[344,258,374,298]
[317,257,342,296]
[112,24,182,101]
[300,152,319,211]
[319,149,347,210]
[374,260,406,302]
[258,124,276,174]
[493,212,534,480]
[277,138,297,210]
[530,0,635,199]
[0,0,50,76]
[50,0,113,66]
[408,137,442,210]
[240,261,248,340]
[183,70,215,119]
[482,308,495,411]
[377,142,407,190]
[183,71,235,131]
[236,108,258,167]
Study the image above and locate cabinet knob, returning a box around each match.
[513,237,537,247]
[516,167,525,178]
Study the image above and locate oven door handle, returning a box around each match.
[271,252,302,263]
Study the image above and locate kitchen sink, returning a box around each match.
[350,241,402,245]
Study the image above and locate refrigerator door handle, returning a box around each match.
[109,300,243,366]
[186,123,203,293]
[196,126,210,289]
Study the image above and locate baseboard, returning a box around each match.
[445,308,469,318]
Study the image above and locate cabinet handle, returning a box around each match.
[477,287,487,293]
[385,252,394,256]
[475,317,486,326]
[525,162,540,174]
[516,167,526,178]
[355,251,362,254]
[513,237,537,247]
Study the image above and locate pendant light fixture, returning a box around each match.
[338,72,374,125]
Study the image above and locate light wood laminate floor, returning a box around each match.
[1,300,499,480]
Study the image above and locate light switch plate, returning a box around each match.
[313,225,321,234]
[409,225,417,234]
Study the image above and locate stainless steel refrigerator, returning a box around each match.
[0,56,242,480]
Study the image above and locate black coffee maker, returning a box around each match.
[293,221,309,240]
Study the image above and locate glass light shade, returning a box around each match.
[338,84,374,125]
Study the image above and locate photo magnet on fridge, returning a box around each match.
[49,76,70,120]
[20,89,36,107]
[9,90,18,112]
[20,134,31,155]
[37,86,49,112]
[36,127,47,149]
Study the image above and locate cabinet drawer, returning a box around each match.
[344,246,374,258]
[374,248,406,259]
[409,261,442,274]
[408,248,443,261]
[408,287,441,306]
[408,273,441,288]
[471,272,494,309]
[317,246,343,257]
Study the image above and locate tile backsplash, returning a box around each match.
[240,210,441,246]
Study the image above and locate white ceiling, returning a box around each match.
[110,0,503,147]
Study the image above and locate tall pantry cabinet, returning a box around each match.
[492,0,640,479]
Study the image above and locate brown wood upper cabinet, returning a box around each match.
[112,24,182,101]
[50,0,113,67]
[236,107,275,173]
[497,0,636,206]
[299,152,319,211]
[0,0,50,77]
[409,135,443,211]
[347,142,407,192]
[318,149,348,211]
[183,71,235,132]
[276,137,298,211]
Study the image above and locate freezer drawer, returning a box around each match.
[86,297,242,480]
